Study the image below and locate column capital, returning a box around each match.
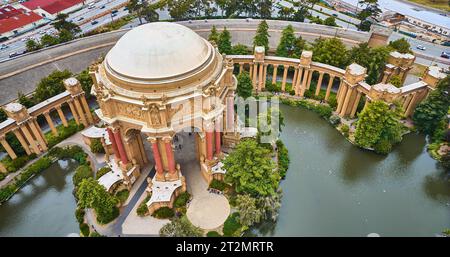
[43,111,51,116]
[0,135,5,141]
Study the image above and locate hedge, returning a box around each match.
[137,195,151,217]
[276,140,290,179]
[46,120,84,148]
[75,207,85,224]
[152,207,175,219]
[209,179,227,191]
[206,231,221,237]
[223,212,242,236]
[96,166,111,179]
[79,223,90,237]
[90,138,105,154]
[116,189,129,204]
[174,192,191,208]
[72,164,93,187]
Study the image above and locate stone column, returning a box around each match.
[34,119,47,145]
[20,125,40,154]
[239,63,243,74]
[257,63,264,91]
[306,70,313,90]
[340,86,354,117]
[151,139,164,176]
[29,121,47,151]
[68,101,80,125]
[199,133,207,161]
[336,83,348,114]
[43,111,58,136]
[107,127,121,161]
[402,94,413,110]
[215,119,221,156]
[137,134,148,164]
[252,63,258,89]
[315,72,324,96]
[164,138,176,173]
[80,96,94,124]
[281,66,288,92]
[13,129,31,155]
[405,93,418,117]
[226,95,234,132]
[292,67,298,91]
[325,75,334,101]
[113,128,128,165]
[249,64,253,77]
[262,64,268,89]
[56,106,68,127]
[73,98,88,127]
[350,91,362,118]
[0,136,17,159]
[272,65,278,84]
[300,68,310,97]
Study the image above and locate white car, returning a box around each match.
[416,45,426,50]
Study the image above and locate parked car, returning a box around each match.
[332,14,338,17]
[441,51,450,59]
[9,51,23,58]
[112,9,118,14]
[416,45,426,50]
[0,44,9,50]
[100,5,105,9]
[78,17,84,21]
[91,20,99,25]
[88,4,95,9]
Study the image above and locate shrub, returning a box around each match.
[137,195,150,217]
[14,157,52,187]
[96,166,111,179]
[276,140,290,179]
[72,164,93,187]
[209,179,227,191]
[152,207,175,219]
[174,192,191,208]
[90,138,105,154]
[329,115,341,126]
[341,124,350,138]
[207,231,221,237]
[0,185,17,203]
[223,212,242,236]
[116,189,129,204]
[79,223,90,237]
[75,207,85,224]
[374,139,392,155]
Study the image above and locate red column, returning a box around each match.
[164,139,176,173]
[215,120,221,155]
[151,140,163,175]
[107,127,120,160]
[113,128,128,165]
[206,131,213,161]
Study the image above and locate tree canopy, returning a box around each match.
[312,37,349,68]
[160,216,203,237]
[253,20,270,53]
[354,100,404,154]
[388,38,412,54]
[275,25,304,58]
[208,25,219,44]
[348,42,391,84]
[236,71,253,99]
[218,27,232,54]
[223,139,280,196]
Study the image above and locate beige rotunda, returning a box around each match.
[89,22,237,213]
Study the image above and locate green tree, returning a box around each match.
[389,75,402,87]
[388,38,411,54]
[357,0,381,31]
[76,69,93,97]
[57,29,74,43]
[354,100,403,154]
[77,177,119,224]
[348,43,391,84]
[278,6,294,20]
[73,165,93,187]
[127,0,160,24]
[0,109,7,122]
[236,194,262,227]
[324,16,338,27]
[208,25,219,44]
[231,44,249,55]
[413,76,450,135]
[236,71,253,99]
[167,0,194,20]
[160,216,203,237]
[90,138,105,154]
[18,92,35,108]
[40,34,59,47]
[258,189,282,222]
[26,39,41,52]
[53,13,80,34]
[223,139,280,196]
[312,37,349,68]
[34,69,72,102]
[256,0,272,19]
[218,27,232,54]
[253,20,270,53]
[276,25,297,58]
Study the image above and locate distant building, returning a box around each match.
[20,0,84,20]
[0,5,45,38]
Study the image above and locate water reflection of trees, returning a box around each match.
[423,169,450,204]
[339,146,384,183]
[395,133,427,164]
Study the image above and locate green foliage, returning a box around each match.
[276,25,304,58]
[341,124,350,138]
[34,70,72,103]
[348,43,391,84]
[206,231,221,237]
[75,207,85,224]
[96,166,111,179]
[354,101,403,154]
[223,139,279,197]
[89,231,104,237]
[153,206,175,219]
[329,114,341,126]
[218,27,232,54]
[209,179,227,191]
[0,109,7,122]
[324,16,338,27]
[413,76,450,135]
[116,189,129,204]
[26,39,41,52]
[46,120,84,148]
[18,92,34,108]
[77,177,119,224]
[160,216,203,237]
[2,155,30,173]
[79,223,90,237]
[231,44,249,55]
[54,13,81,34]
[48,145,88,164]
[73,164,93,187]
[40,34,59,47]
[90,138,105,154]
[276,140,290,179]
[389,75,403,87]
[296,99,333,119]
[388,38,411,54]
[312,37,349,68]
[174,191,191,208]
[253,20,269,53]
[236,71,253,99]
[76,69,93,98]
[208,25,219,44]
[222,212,242,236]
[0,185,17,203]
[236,194,261,227]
